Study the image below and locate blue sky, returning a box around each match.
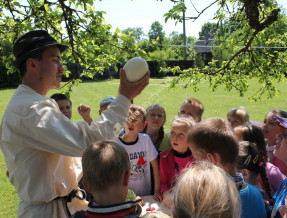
[95,0,287,38]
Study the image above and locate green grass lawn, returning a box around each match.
[1,77,287,216]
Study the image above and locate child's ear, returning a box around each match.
[99,110,102,116]
[242,169,251,180]
[123,170,131,187]
[206,152,222,164]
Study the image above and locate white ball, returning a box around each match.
[123,57,149,82]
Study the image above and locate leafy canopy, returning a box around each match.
[0,0,147,93]
[163,0,287,101]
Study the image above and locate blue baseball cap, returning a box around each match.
[100,97,115,108]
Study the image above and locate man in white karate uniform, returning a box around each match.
[0,30,149,218]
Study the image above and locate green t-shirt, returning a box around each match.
[159,132,171,152]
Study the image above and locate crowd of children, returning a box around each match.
[49,93,287,218]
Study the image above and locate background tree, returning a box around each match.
[163,0,287,100]
[0,0,146,93]
[121,27,145,43]
[148,21,165,50]
[198,22,218,40]
[167,31,196,60]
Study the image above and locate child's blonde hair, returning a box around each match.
[129,104,147,123]
[181,98,204,118]
[82,141,130,193]
[174,161,241,218]
[227,107,250,125]
[171,117,196,129]
[142,211,170,218]
[187,118,239,165]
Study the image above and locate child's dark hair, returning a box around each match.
[268,109,287,118]
[50,93,72,106]
[143,104,166,139]
[187,118,238,165]
[234,125,267,160]
[237,141,272,199]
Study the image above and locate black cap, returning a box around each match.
[13,30,68,68]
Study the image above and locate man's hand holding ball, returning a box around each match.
[119,57,150,101]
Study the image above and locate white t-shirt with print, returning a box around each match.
[116,133,158,196]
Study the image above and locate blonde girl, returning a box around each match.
[173,161,241,218]
[160,117,196,208]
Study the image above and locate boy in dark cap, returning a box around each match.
[0,30,149,218]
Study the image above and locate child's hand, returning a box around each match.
[136,196,145,206]
[78,104,91,117]
[153,192,163,202]
[78,104,93,125]
[163,197,173,209]
[162,191,173,209]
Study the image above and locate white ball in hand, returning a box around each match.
[123,57,149,82]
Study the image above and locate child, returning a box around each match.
[77,96,115,125]
[159,98,204,151]
[187,117,267,218]
[142,104,166,195]
[263,109,287,176]
[234,124,268,159]
[178,98,204,122]
[142,104,166,151]
[160,117,195,208]
[71,141,141,218]
[269,115,287,217]
[50,93,93,125]
[99,96,115,115]
[227,106,250,128]
[50,93,72,119]
[116,104,162,202]
[237,141,277,202]
[173,161,241,218]
[235,126,286,198]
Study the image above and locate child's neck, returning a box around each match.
[121,134,138,143]
[224,164,237,177]
[173,149,191,157]
[146,128,159,143]
[266,138,276,146]
[146,127,158,136]
[93,186,126,206]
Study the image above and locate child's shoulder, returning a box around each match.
[138,133,152,141]
[160,148,173,159]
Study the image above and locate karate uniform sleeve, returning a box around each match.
[2,94,130,157]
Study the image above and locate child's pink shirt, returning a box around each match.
[267,145,287,176]
[160,149,195,194]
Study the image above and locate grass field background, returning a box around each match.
[1,77,287,217]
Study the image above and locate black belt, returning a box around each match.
[54,188,87,217]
